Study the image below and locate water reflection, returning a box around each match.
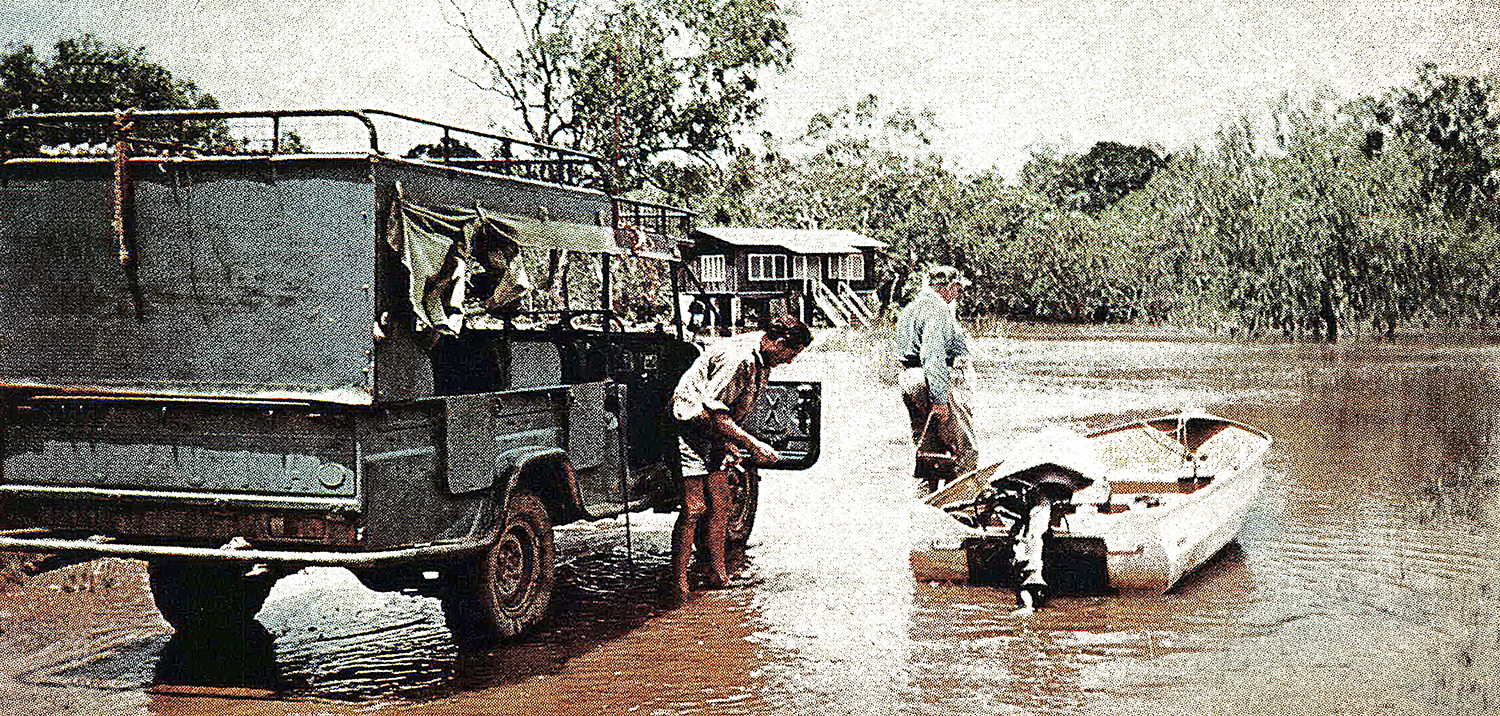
[1230,349,1500,715]
[265,342,1500,713]
[889,339,1500,715]
[748,351,918,715]
[152,624,281,691]
[15,336,1500,716]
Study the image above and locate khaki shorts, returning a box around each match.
[677,418,730,474]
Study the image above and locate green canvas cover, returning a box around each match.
[388,191,616,333]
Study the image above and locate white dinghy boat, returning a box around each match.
[911,412,1273,594]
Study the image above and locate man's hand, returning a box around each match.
[710,412,782,466]
[746,438,781,466]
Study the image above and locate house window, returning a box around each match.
[792,255,809,280]
[822,254,864,281]
[844,253,865,280]
[698,254,726,283]
[748,253,790,281]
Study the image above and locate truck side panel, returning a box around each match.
[374,159,610,228]
[0,157,377,403]
[357,403,486,549]
[358,390,575,549]
[396,330,692,512]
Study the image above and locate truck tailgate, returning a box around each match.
[2,398,358,506]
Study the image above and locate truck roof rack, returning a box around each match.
[0,108,612,190]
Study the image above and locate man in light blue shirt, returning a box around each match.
[894,266,977,490]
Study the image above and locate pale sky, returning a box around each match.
[2,0,1497,177]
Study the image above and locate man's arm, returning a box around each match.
[919,306,957,418]
[693,347,781,465]
[707,411,781,466]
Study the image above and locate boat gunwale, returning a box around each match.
[1086,413,1274,446]
[933,411,1274,535]
[1078,413,1273,523]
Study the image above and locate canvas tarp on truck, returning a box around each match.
[0,157,378,403]
[388,191,615,334]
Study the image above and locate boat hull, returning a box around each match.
[911,412,1272,594]
[1098,464,1264,591]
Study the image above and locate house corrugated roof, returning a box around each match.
[692,227,886,255]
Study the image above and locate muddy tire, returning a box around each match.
[724,467,760,548]
[148,560,276,634]
[442,488,555,643]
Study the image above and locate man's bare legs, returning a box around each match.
[702,468,732,587]
[671,469,733,597]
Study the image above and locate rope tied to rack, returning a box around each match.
[111,109,134,266]
[111,109,146,320]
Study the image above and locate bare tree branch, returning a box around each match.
[444,0,790,190]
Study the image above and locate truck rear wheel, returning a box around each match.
[148,560,276,634]
[724,467,760,548]
[443,488,555,643]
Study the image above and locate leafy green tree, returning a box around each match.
[659,68,1500,338]
[449,0,791,190]
[404,136,483,160]
[1019,147,1087,211]
[1384,63,1500,219]
[1077,141,1167,211]
[1104,89,1494,342]
[657,94,1133,321]
[0,34,227,153]
[654,95,962,309]
[1020,141,1164,214]
[772,96,976,309]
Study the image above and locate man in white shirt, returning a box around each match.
[670,316,812,600]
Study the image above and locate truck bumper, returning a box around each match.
[0,529,492,568]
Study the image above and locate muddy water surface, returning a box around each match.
[3,333,1499,715]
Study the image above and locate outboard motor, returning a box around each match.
[942,427,1102,610]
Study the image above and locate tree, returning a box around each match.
[1020,141,1164,214]
[405,136,483,160]
[1384,63,1500,220]
[0,34,228,153]
[1018,147,1088,211]
[1077,141,1166,211]
[449,0,791,190]
[1097,89,1495,342]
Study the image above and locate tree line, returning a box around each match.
[8,12,1500,342]
[658,68,1500,342]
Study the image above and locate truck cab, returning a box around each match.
[0,109,821,642]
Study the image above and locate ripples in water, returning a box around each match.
[25,336,1500,716]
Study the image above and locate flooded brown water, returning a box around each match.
[3,332,1499,715]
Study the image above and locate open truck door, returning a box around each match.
[743,380,822,471]
[704,379,820,547]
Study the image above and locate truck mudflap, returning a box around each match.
[0,527,496,568]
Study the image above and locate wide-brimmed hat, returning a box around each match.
[925,265,972,288]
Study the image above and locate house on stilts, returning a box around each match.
[679,227,885,331]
